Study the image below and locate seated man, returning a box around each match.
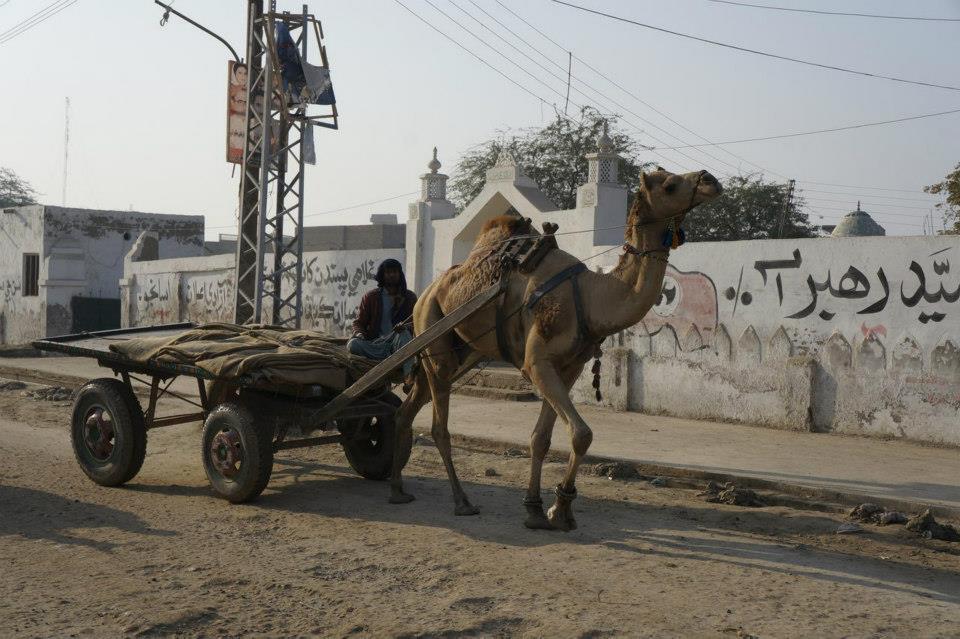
[347,258,417,376]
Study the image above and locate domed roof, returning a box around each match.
[831,202,886,237]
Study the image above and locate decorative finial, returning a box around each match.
[857,200,861,212]
[597,120,613,153]
[494,148,516,167]
[428,146,441,173]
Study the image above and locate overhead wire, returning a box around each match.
[656,107,960,148]
[550,0,960,92]
[0,0,76,45]
[797,180,947,194]
[490,0,789,180]
[801,197,938,212]
[457,0,748,177]
[705,0,960,22]
[798,188,940,203]
[420,0,712,174]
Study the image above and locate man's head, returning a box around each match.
[376,258,406,291]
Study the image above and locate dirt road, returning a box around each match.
[2,385,960,638]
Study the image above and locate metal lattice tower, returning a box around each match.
[234,1,337,326]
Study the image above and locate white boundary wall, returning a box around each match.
[122,248,403,338]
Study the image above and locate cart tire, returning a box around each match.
[201,402,273,503]
[71,378,147,487]
[340,411,411,481]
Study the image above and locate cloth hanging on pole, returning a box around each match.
[275,22,336,106]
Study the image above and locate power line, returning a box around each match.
[0,0,76,45]
[550,0,960,92]
[0,0,64,37]
[411,0,712,174]
[799,188,940,203]
[798,180,943,194]
[802,197,937,211]
[444,0,738,174]
[811,209,924,224]
[463,0,759,177]
[206,191,420,231]
[392,0,578,126]
[802,199,934,215]
[705,0,960,23]
[656,107,960,148]
[491,0,789,180]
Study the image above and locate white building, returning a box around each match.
[0,205,203,343]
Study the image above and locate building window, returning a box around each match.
[22,253,39,297]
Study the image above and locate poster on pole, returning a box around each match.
[226,60,247,164]
[227,61,282,165]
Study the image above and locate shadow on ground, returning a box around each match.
[0,483,176,551]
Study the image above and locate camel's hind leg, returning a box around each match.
[389,365,431,504]
[526,359,592,531]
[424,351,480,516]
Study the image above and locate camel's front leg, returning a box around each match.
[527,360,593,531]
[523,401,557,530]
[524,363,583,530]
[426,370,480,516]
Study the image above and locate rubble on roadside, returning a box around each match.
[905,509,960,542]
[698,480,763,507]
[21,385,74,402]
[591,461,640,480]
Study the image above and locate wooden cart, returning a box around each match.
[31,285,501,503]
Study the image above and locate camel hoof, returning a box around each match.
[454,502,480,516]
[523,511,555,530]
[547,504,577,532]
[389,492,416,505]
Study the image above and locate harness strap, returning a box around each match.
[495,267,516,365]
[571,269,589,344]
[525,262,588,311]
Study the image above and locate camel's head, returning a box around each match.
[625,167,722,248]
[638,167,722,220]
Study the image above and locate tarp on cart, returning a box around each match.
[108,323,375,390]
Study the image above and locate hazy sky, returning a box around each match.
[1,0,957,237]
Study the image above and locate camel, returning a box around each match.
[388,167,723,530]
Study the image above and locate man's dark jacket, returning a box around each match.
[351,259,417,339]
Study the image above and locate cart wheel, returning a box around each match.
[71,378,147,487]
[340,411,411,481]
[201,402,273,503]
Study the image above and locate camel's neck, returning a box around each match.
[585,201,672,337]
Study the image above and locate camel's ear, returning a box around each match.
[640,171,652,192]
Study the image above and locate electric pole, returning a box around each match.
[154,0,337,327]
[233,1,338,326]
[777,178,796,239]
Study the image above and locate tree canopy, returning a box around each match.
[924,162,960,235]
[0,167,38,208]
[449,107,650,211]
[684,174,816,242]
[449,109,814,241]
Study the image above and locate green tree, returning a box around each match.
[924,163,960,235]
[0,167,38,208]
[449,107,651,211]
[684,174,816,242]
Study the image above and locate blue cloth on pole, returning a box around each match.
[274,22,336,106]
